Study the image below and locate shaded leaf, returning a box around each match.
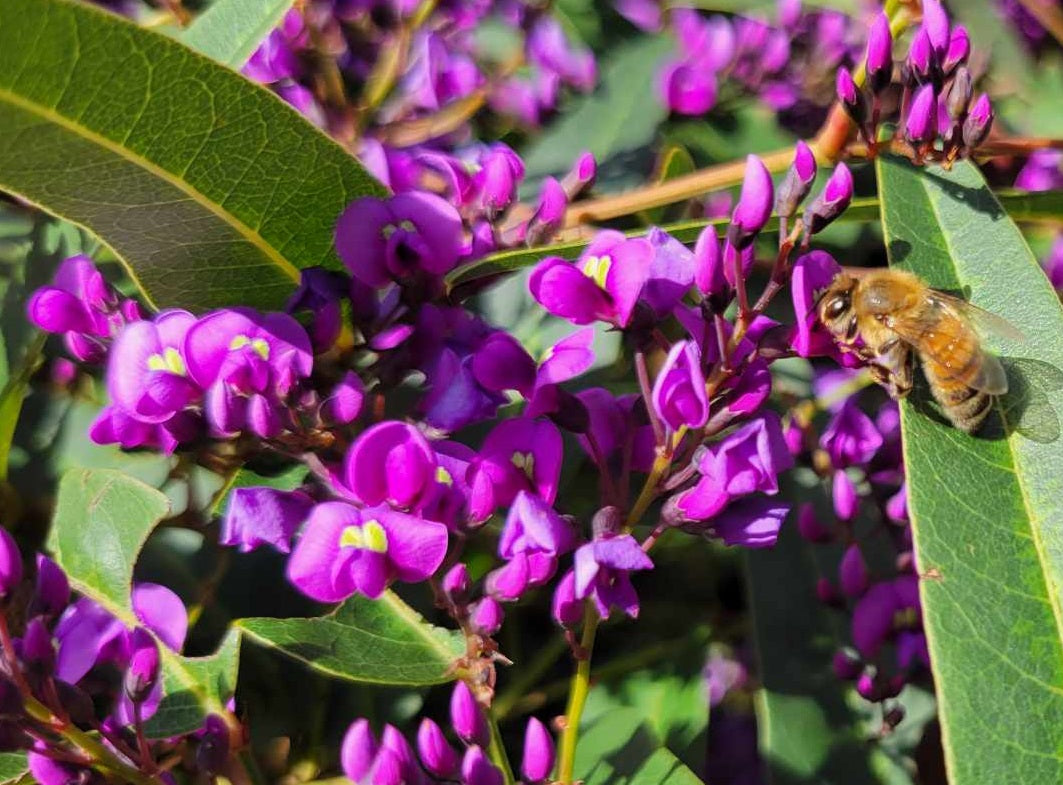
[0,753,26,785]
[49,469,240,736]
[877,155,1063,785]
[0,0,384,312]
[573,707,704,785]
[237,591,465,686]
[178,0,295,69]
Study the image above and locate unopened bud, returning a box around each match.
[450,681,489,746]
[943,25,970,73]
[906,28,934,82]
[832,469,859,522]
[124,632,160,704]
[521,717,556,783]
[803,163,853,235]
[946,67,972,122]
[839,543,869,597]
[341,719,377,782]
[865,12,893,92]
[836,69,868,128]
[727,155,774,249]
[905,83,938,145]
[551,570,583,628]
[417,718,459,779]
[775,140,817,218]
[962,94,993,150]
[0,529,22,601]
[442,563,471,606]
[591,506,622,540]
[196,715,230,775]
[796,503,831,543]
[470,597,504,636]
[462,745,504,785]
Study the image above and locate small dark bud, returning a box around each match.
[21,618,54,673]
[883,705,906,729]
[775,141,817,218]
[803,163,853,235]
[962,94,994,150]
[591,506,622,540]
[946,67,973,122]
[124,632,160,704]
[196,715,231,776]
[835,69,868,129]
[865,12,893,93]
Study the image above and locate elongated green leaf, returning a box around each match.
[573,708,704,785]
[520,36,673,194]
[446,189,1062,292]
[0,0,384,312]
[50,469,240,736]
[179,0,295,68]
[0,753,26,784]
[877,155,1063,785]
[238,591,465,686]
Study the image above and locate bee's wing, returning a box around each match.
[887,293,1012,395]
[926,291,1026,343]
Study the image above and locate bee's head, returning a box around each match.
[816,274,856,334]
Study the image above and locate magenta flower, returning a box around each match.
[0,528,21,599]
[790,250,841,356]
[417,718,459,779]
[335,192,464,289]
[573,535,653,619]
[525,328,596,417]
[468,418,563,520]
[529,231,652,327]
[462,745,504,785]
[488,492,577,600]
[527,16,596,91]
[89,405,198,454]
[286,502,448,601]
[575,388,656,473]
[693,225,725,297]
[776,141,817,218]
[921,0,950,58]
[643,228,697,317]
[865,12,893,90]
[676,412,793,520]
[944,25,970,72]
[220,487,313,554]
[652,340,709,432]
[962,93,993,150]
[729,156,774,248]
[804,163,853,235]
[450,680,489,746]
[821,400,883,468]
[659,61,717,115]
[552,570,583,627]
[851,576,925,664]
[344,421,438,510]
[473,144,525,216]
[702,497,789,548]
[839,543,869,597]
[107,310,199,423]
[522,717,556,783]
[832,469,859,522]
[905,83,938,145]
[341,719,377,783]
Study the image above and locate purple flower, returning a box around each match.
[30,555,69,618]
[616,0,662,31]
[729,156,774,248]
[335,192,464,289]
[803,163,853,235]
[468,418,563,521]
[865,12,893,90]
[944,25,970,72]
[470,596,504,635]
[522,717,555,783]
[676,412,793,520]
[660,60,717,115]
[286,502,448,601]
[489,492,577,600]
[417,718,459,778]
[1015,150,1063,193]
[642,228,697,317]
[342,719,377,783]
[107,310,199,423]
[344,421,438,510]
[529,234,652,328]
[527,177,569,245]
[286,268,347,352]
[527,16,596,91]
[322,371,365,426]
[790,250,841,356]
[0,528,21,599]
[962,93,993,150]
[552,570,583,627]
[462,745,504,785]
[776,140,817,218]
[821,400,883,468]
[921,0,950,58]
[220,486,313,554]
[123,629,160,704]
[573,535,653,619]
[905,83,938,145]
[242,9,304,83]
[693,225,724,297]
[471,333,537,396]
[703,497,789,548]
[832,469,859,521]
[450,680,489,746]
[473,144,525,216]
[851,576,925,664]
[839,543,869,597]
[652,340,709,431]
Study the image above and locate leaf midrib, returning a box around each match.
[0,85,302,292]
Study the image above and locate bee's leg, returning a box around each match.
[876,338,913,399]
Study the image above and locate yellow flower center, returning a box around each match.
[229,335,271,360]
[146,347,186,376]
[510,451,535,480]
[339,520,389,554]
[581,254,612,289]
[436,466,453,486]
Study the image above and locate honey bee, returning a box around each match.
[817,269,1018,433]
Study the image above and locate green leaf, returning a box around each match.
[178,0,295,68]
[573,708,704,785]
[0,753,26,784]
[877,155,1063,784]
[0,0,385,312]
[49,469,240,736]
[237,591,465,686]
[520,35,673,194]
[747,486,933,784]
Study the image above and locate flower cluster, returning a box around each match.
[836,0,992,165]
[341,683,554,785]
[1014,150,1063,294]
[0,530,232,785]
[655,3,866,134]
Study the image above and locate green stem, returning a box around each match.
[486,712,516,785]
[556,606,599,784]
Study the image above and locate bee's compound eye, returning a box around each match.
[825,295,849,320]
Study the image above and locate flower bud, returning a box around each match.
[727,155,774,249]
[591,506,622,540]
[816,577,841,606]
[367,748,404,785]
[946,67,972,122]
[341,718,377,783]
[921,0,949,58]
[30,556,69,619]
[906,28,933,81]
[552,570,583,627]
[693,226,725,297]
[832,470,859,522]
[462,745,503,785]
[450,681,489,746]
[839,543,869,597]
[887,483,908,523]
[856,671,877,700]
[651,341,709,432]
[521,717,555,783]
[322,371,364,426]
[442,563,471,606]
[561,151,597,196]
[905,83,937,145]
[775,141,817,218]
[196,715,230,775]
[380,725,417,780]
[124,631,160,704]
[802,163,853,235]
[832,649,862,681]
[836,69,867,127]
[0,529,22,600]
[22,618,54,672]
[865,12,893,92]
[943,25,970,73]
[416,718,459,779]
[962,94,993,150]
[470,597,504,636]
[796,503,831,543]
